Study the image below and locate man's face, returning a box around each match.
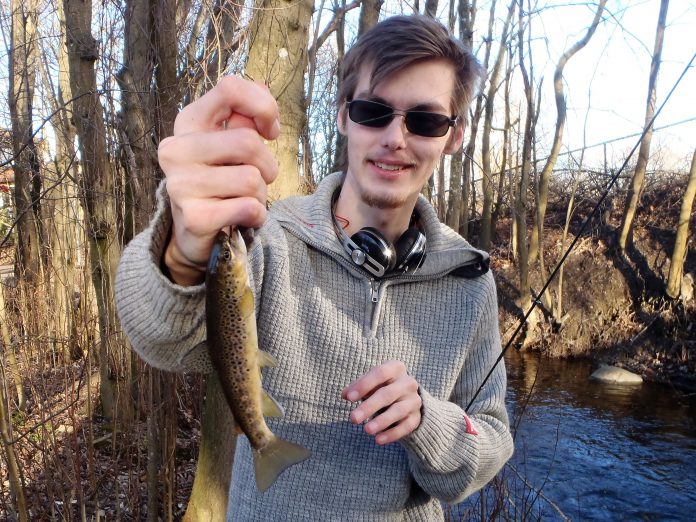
[339,59,464,211]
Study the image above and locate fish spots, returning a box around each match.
[205,230,276,452]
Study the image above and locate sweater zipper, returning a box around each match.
[368,279,388,336]
[279,224,485,332]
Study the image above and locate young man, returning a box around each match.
[116,14,513,520]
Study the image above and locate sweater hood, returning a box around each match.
[269,172,489,279]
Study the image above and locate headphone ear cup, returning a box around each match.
[351,227,396,272]
[394,228,426,273]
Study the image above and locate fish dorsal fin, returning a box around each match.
[257,350,278,368]
[261,389,285,418]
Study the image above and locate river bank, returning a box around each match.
[488,181,696,393]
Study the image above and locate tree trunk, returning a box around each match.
[302,0,329,182]
[528,0,606,264]
[149,2,184,516]
[184,375,236,522]
[479,0,515,251]
[0,285,29,521]
[447,150,463,231]
[424,0,438,18]
[437,156,446,220]
[515,0,534,319]
[8,0,42,285]
[453,0,479,238]
[37,6,83,363]
[63,0,130,421]
[329,0,348,174]
[492,51,514,228]
[444,0,465,230]
[666,149,696,299]
[618,0,669,252]
[358,0,383,36]
[154,0,179,141]
[246,0,314,200]
[117,0,157,239]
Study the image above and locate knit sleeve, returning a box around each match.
[399,272,513,503]
[114,181,212,372]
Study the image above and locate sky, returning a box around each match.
[1,0,693,175]
[364,0,696,172]
[545,0,696,170]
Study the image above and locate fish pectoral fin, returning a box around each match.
[261,389,285,418]
[257,350,278,368]
[253,437,311,492]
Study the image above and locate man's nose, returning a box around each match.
[381,113,408,149]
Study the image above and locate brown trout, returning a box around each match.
[206,229,310,492]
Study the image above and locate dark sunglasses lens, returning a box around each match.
[349,101,393,128]
[406,112,451,137]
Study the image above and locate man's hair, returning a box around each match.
[337,15,483,124]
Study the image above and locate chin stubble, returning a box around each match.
[359,187,408,210]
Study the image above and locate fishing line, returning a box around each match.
[466,51,696,413]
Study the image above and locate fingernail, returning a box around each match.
[272,119,281,136]
[352,411,364,424]
[365,421,377,434]
[347,390,359,402]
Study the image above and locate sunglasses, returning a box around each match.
[346,99,457,138]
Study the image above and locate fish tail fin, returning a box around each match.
[253,436,311,492]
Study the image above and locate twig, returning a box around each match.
[507,463,572,521]
[630,316,657,344]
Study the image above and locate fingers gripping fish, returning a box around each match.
[206,229,311,492]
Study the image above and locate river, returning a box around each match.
[455,351,696,521]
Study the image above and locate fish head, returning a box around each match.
[207,230,249,288]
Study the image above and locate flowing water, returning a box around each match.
[490,351,696,521]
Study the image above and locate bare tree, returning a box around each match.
[528,0,607,265]
[514,0,535,323]
[8,0,42,284]
[359,0,383,35]
[618,0,669,251]
[63,0,131,421]
[116,0,158,237]
[666,149,696,299]
[425,0,438,18]
[246,0,315,199]
[0,287,29,520]
[479,0,515,251]
[448,0,479,237]
[37,9,83,362]
[184,375,236,521]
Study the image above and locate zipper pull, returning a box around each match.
[370,280,380,303]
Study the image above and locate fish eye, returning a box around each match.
[221,248,232,261]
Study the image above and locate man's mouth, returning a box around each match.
[372,161,412,171]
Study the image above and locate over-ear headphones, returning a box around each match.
[332,192,427,278]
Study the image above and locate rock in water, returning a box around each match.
[590,364,643,384]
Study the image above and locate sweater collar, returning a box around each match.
[270,172,489,278]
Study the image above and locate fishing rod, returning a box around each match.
[466,51,696,413]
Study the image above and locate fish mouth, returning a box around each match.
[207,241,222,274]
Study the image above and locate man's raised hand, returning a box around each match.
[159,77,280,285]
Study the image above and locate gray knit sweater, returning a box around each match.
[115,172,513,521]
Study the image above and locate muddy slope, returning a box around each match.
[489,178,695,390]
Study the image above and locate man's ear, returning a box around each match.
[337,104,348,136]
[443,122,465,154]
